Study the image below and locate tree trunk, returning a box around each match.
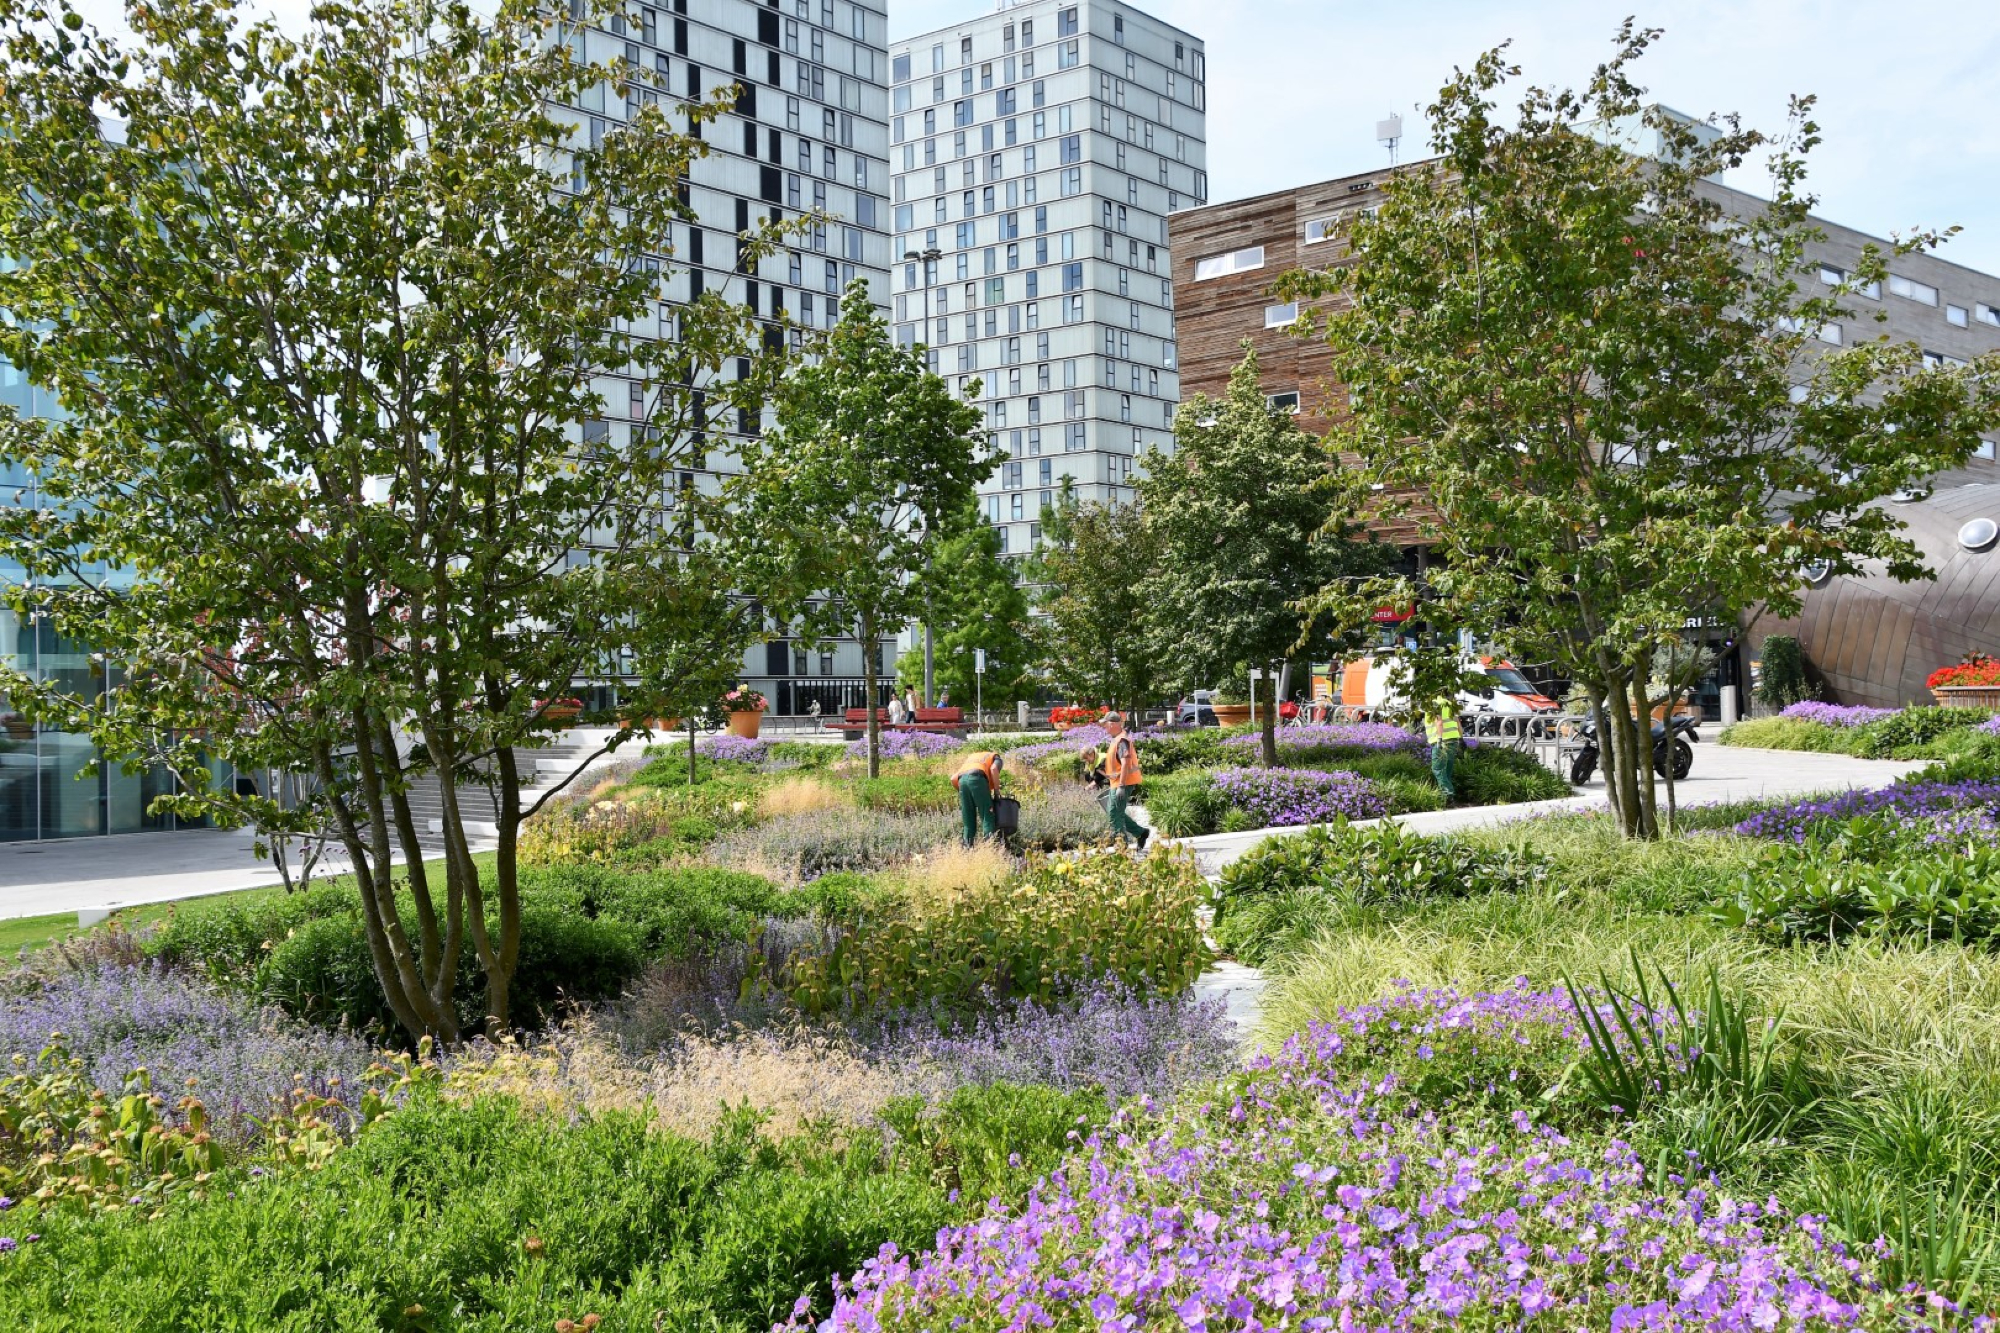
[1599,667,1659,841]
[1259,665,1278,767]
[863,614,882,780]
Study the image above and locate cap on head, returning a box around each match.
[1103,711,1126,727]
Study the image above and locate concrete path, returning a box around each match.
[0,728,644,922]
[1171,732,1931,876]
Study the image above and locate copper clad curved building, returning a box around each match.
[1762,473,2000,709]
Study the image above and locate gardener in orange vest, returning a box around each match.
[951,749,1006,847]
[1088,712,1149,850]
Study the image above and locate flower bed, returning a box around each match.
[790,984,1965,1332]
[695,733,773,763]
[1208,765,1387,827]
[1734,778,2000,843]
[1220,721,1424,755]
[1928,656,2000,690]
[847,729,964,761]
[1778,701,1899,729]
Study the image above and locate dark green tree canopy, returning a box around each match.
[1025,481,1161,716]
[900,507,1034,708]
[1138,347,1393,763]
[734,283,989,774]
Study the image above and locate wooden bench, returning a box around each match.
[822,706,967,737]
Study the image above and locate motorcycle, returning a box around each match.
[1568,714,1698,786]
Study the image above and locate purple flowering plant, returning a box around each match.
[1222,722,1425,756]
[1735,779,2000,845]
[846,729,965,762]
[789,984,1985,1332]
[1210,765,1388,828]
[695,733,773,764]
[1778,702,1900,729]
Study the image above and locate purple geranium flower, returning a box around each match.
[847,729,965,761]
[694,733,772,763]
[1736,778,2000,843]
[1221,722,1425,755]
[1210,766,1387,828]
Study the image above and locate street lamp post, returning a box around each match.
[905,245,943,707]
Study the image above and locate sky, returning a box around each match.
[888,0,2000,275]
[63,0,2000,274]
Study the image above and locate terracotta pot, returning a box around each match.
[1212,703,1253,727]
[542,705,581,728]
[1932,686,2000,711]
[727,709,763,739]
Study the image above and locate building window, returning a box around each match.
[1267,391,1301,413]
[1817,323,1843,346]
[1948,304,1970,328]
[1265,302,1300,328]
[1192,246,1265,281]
[1889,274,1939,307]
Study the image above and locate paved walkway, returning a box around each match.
[1171,731,1929,876]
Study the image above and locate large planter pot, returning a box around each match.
[1212,704,1253,727]
[541,705,581,728]
[727,709,764,739]
[1932,686,2000,711]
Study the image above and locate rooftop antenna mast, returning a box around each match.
[1377,113,1404,167]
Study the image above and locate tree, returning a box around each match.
[0,0,774,1039]
[897,508,1035,709]
[1284,26,2000,837]
[1025,482,1161,715]
[735,284,988,777]
[1137,348,1394,766]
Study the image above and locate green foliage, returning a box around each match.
[1853,707,1996,758]
[1455,743,1573,805]
[879,1083,1108,1209]
[0,1089,1000,1331]
[1287,29,2000,840]
[784,849,1209,1017]
[1718,717,1860,753]
[1133,728,1229,775]
[735,284,989,778]
[853,774,956,815]
[1372,775,1448,815]
[1024,482,1163,714]
[1213,822,1548,967]
[767,742,844,772]
[898,508,1035,706]
[0,0,776,1041]
[1563,954,1819,1176]
[1137,349,1392,767]
[1712,834,2000,947]
[1757,636,1813,710]
[1142,773,1227,838]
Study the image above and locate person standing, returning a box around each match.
[905,685,921,718]
[887,693,909,727]
[951,749,1005,847]
[1088,712,1149,850]
[1424,699,1463,805]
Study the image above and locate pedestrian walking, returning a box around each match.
[887,694,909,726]
[1423,698,1462,805]
[1087,711,1149,850]
[951,749,1005,847]
[905,686,921,717]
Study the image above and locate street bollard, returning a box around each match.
[1720,686,1739,728]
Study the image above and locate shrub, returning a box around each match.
[1142,772,1226,838]
[766,741,843,771]
[1372,774,1447,815]
[847,730,964,762]
[1712,837,2000,946]
[1208,766,1387,828]
[1212,821,1548,966]
[1757,633,1810,708]
[1219,722,1424,764]
[0,1090,978,1331]
[1718,716,1861,753]
[1013,782,1110,851]
[784,849,1210,1017]
[1132,727,1228,775]
[1781,701,1900,728]
[852,773,955,815]
[1454,742,1572,805]
[517,793,678,866]
[1853,707,1995,759]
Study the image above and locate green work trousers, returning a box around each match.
[1430,738,1461,803]
[1100,784,1148,846]
[958,772,996,846]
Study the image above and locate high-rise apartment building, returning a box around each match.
[555,0,899,716]
[888,0,1206,563]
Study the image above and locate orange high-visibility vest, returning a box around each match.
[1099,735,1144,788]
[953,751,1001,790]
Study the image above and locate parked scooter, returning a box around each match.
[1568,714,1698,785]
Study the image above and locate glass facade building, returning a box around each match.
[888,0,1207,566]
